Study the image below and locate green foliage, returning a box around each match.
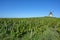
[0,17,60,40]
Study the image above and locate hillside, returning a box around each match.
[0,17,60,40]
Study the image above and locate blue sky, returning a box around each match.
[0,0,60,18]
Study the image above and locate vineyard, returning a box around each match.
[0,17,60,40]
